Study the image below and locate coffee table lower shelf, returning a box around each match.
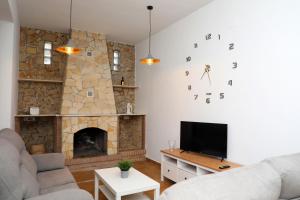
[99,185,151,200]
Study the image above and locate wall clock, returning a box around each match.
[185,33,238,104]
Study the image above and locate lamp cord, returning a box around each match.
[69,0,72,34]
[148,8,152,55]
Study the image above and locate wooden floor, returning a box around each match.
[72,160,174,200]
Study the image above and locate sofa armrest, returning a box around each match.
[27,189,93,200]
[32,153,65,172]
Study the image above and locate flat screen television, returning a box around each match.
[180,121,228,159]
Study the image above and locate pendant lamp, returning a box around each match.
[56,0,80,55]
[140,6,160,65]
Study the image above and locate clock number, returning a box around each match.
[205,33,212,40]
[228,80,233,86]
[206,93,211,104]
[186,56,191,62]
[206,98,211,104]
[229,43,234,50]
[185,71,189,76]
[194,43,198,48]
[218,34,221,40]
[220,93,225,99]
[188,85,192,91]
[194,94,198,100]
[233,62,238,69]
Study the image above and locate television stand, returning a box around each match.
[160,149,242,182]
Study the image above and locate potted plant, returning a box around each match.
[118,160,132,178]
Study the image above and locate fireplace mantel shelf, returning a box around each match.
[18,78,64,83]
[15,113,146,117]
[113,85,139,89]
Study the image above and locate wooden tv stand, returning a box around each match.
[161,149,242,182]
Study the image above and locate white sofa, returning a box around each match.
[160,153,300,200]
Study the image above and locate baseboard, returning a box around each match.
[146,157,161,166]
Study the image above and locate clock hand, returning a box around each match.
[201,71,207,80]
[207,71,212,85]
[201,65,210,79]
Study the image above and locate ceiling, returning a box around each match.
[17,0,213,44]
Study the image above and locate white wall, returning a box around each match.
[0,0,19,130]
[136,0,300,164]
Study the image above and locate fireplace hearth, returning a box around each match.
[73,127,107,158]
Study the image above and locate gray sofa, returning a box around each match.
[160,153,300,200]
[0,128,93,200]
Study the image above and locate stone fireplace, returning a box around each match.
[73,127,107,158]
[16,27,146,170]
[61,30,118,160]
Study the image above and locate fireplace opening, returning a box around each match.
[73,128,107,158]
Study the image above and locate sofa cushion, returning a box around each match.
[161,163,281,200]
[21,151,38,178]
[37,168,75,190]
[32,153,65,172]
[0,139,23,200]
[0,128,25,152]
[26,189,93,200]
[263,153,300,199]
[40,183,78,195]
[21,165,40,198]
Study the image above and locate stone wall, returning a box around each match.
[62,116,118,160]
[18,27,67,114]
[107,42,135,114]
[119,116,144,151]
[61,31,116,115]
[17,28,141,158]
[20,117,54,153]
[19,27,68,80]
[18,82,62,114]
[107,42,135,85]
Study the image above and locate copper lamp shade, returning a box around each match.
[140,6,160,65]
[140,54,160,65]
[56,0,80,55]
[56,39,80,55]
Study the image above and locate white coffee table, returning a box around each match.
[95,167,160,200]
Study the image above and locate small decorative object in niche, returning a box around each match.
[120,76,125,85]
[87,88,94,97]
[126,103,133,114]
[118,160,132,178]
[87,51,92,56]
[168,140,176,151]
[30,144,45,155]
[23,117,36,122]
[30,107,40,115]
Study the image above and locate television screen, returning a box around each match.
[180,121,227,158]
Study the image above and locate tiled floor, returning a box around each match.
[72,160,174,200]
